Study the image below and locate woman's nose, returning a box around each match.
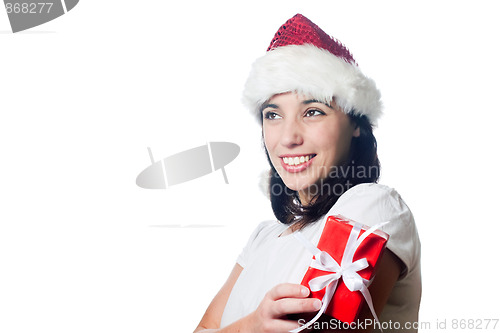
[280,119,304,148]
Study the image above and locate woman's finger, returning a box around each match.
[273,318,307,333]
[271,297,322,317]
[267,283,310,301]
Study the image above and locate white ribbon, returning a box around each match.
[290,219,389,333]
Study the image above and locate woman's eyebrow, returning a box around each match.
[260,103,279,112]
[302,99,332,108]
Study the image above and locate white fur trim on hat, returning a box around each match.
[242,44,382,126]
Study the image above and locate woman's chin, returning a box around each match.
[282,180,317,194]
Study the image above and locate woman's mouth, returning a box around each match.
[280,154,316,173]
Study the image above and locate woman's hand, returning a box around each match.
[194,267,321,333]
[244,283,322,333]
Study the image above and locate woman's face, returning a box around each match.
[262,92,359,204]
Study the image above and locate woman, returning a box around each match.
[194,14,421,333]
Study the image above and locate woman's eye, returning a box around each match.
[264,111,282,120]
[305,109,325,117]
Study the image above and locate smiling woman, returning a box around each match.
[262,95,357,190]
[194,13,421,333]
[262,93,381,227]
[261,93,374,225]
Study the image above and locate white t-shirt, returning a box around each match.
[220,183,421,332]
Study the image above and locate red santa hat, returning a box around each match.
[242,14,382,126]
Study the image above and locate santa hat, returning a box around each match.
[242,14,382,126]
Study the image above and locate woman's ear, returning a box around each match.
[353,126,361,138]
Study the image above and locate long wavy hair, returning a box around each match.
[263,113,380,228]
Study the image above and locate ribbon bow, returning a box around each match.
[290,220,389,333]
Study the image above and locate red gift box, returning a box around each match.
[300,215,389,324]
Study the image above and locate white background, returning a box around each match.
[1,1,499,332]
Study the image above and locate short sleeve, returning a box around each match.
[236,220,275,268]
[329,183,421,279]
[380,187,420,278]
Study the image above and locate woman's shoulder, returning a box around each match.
[253,219,281,234]
[336,183,408,210]
[342,182,402,199]
[332,183,420,275]
[245,219,283,244]
[331,183,414,227]
[236,219,284,267]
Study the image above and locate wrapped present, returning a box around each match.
[291,215,389,333]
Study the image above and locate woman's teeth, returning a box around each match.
[282,155,314,166]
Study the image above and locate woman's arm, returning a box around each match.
[194,263,243,332]
[194,248,402,333]
[194,264,321,333]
